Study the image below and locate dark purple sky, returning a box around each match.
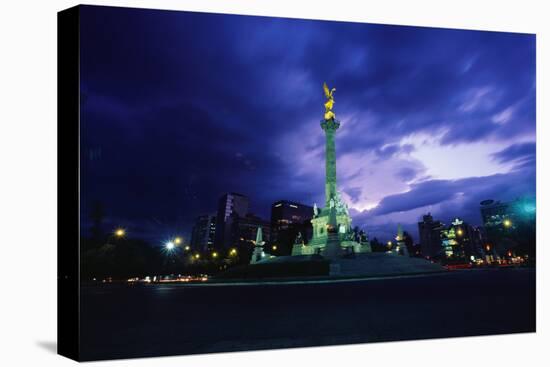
[79,5,536,243]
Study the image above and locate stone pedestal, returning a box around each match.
[251,245,265,264]
[291,244,303,256]
[323,233,342,258]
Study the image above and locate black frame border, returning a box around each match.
[57,5,80,361]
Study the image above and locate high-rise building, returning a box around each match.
[270,200,313,245]
[440,218,484,260]
[214,193,249,249]
[480,197,536,258]
[190,214,217,251]
[418,213,445,258]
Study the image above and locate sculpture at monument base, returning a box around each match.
[250,226,267,264]
[291,191,371,257]
[395,223,409,256]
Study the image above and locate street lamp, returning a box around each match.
[165,241,175,250]
[114,228,126,238]
[272,245,277,251]
[174,237,182,245]
[212,252,218,259]
[503,219,512,228]
[105,227,126,248]
[184,245,191,251]
[457,228,463,236]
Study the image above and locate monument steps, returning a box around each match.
[334,253,445,277]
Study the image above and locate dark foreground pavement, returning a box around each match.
[80,268,535,361]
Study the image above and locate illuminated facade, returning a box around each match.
[420,215,484,261]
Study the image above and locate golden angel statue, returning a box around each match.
[323,82,336,121]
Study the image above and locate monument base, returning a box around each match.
[291,239,371,257]
[217,253,445,281]
[323,232,342,258]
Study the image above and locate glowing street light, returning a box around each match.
[114,228,126,238]
[272,245,278,251]
[174,237,182,245]
[165,241,175,250]
[457,228,463,236]
[194,253,200,259]
[229,248,238,256]
[503,219,512,228]
[212,252,218,259]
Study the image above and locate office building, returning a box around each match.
[480,197,536,258]
[214,193,249,248]
[270,200,313,245]
[190,214,217,251]
[418,213,445,258]
[440,218,484,260]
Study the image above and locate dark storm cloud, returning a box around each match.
[345,187,363,203]
[395,166,421,182]
[79,5,535,241]
[361,164,535,231]
[370,179,460,216]
[492,142,536,165]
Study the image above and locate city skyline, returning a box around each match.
[79,6,536,242]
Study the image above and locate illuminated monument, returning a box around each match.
[292,83,371,257]
[232,83,443,277]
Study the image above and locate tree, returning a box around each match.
[89,200,105,245]
[403,231,415,256]
[370,237,386,252]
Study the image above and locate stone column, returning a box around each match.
[321,119,340,207]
